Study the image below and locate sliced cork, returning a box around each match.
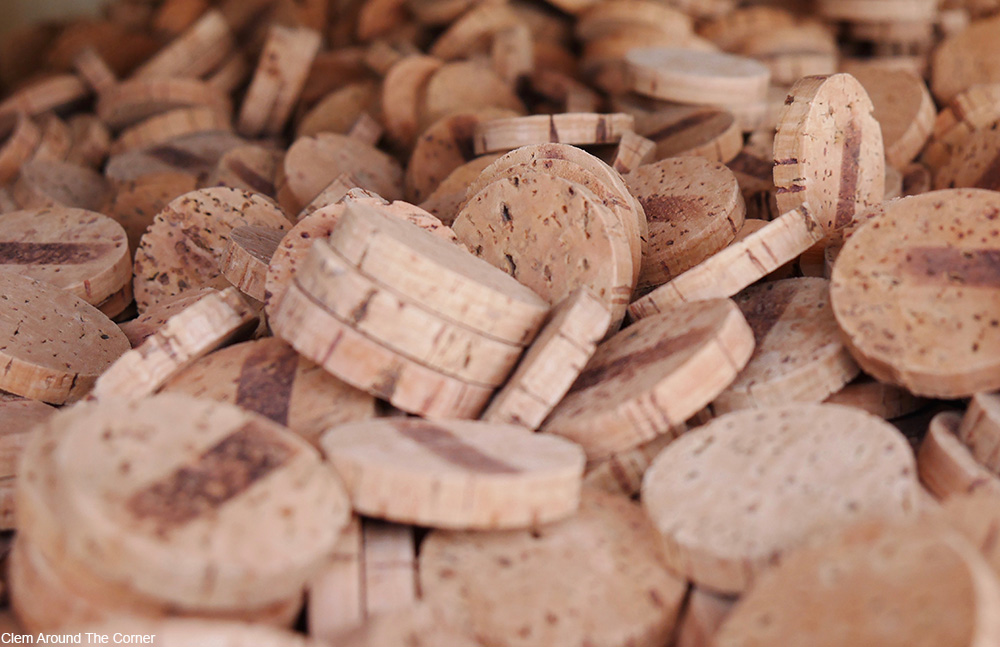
[12,159,110,212]
[220,225,285,302]
[207,144,282,197]
[472,113,635,155]
[957,393,1000,476]
[298,81,380,140]
[612,130,656,175]
[427,3,520,60]
[108,173,197,259]
[626,48,770,107]
[933,127,1000,191]
[420,60,525,130]
[308,516,364,640]
[919,411,1000,500]
[0,394,55,530]
[931,14,1000,104]
[117,287,217,347]
[851,67,935,169]
[132,10,235,81]
[0,75,89,120]
[103,130,246,185]
[674,588,736,647]
[639,105,743,163]
[360,520,418,617]
[110,106,231,156]
[419,154,501,225]
[824,375,926,420]
[97,77,232,131]
[380,55,443,149]
[0,113,42,185]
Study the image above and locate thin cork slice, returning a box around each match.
[711,278,860,414]
[220,225,285,302]
[308,516,363,640]
[208,145,282,197]
[66,114,111,169]
[97,78,232,131]
[12,159,110,212]
[931,14,1000,104]
[420,61,525,130]
[472,113,635,155]
[361,520,418,617]
[0,270,129,404]
[381,56,443,149]
[639,105,743,163]
[110,106,232,156]
[924,84,1000,172]
[543,298,755,460]
[851,67,935,169]
[613,131,656,175]
[773,73,886,241]
[0,75,89,120]
[0,113,41,185]
[825,375,926,420]
[96,281,135,320]
[626,48,770,107]
[329,201,550,346]
[0,394,55,530]
[481,289,611,430]
[117,287,217,347]
[454,172,635,328]
[419,154,502,225]
[91,287,258,400]
[31,114,72,163]
[919,411,1000,500]
[320,417,583,528]
[642,403,921,593]
[626,156,745,289]
[831,189,1000,398]
[238,26,322,138]
[675,588,736,647]
[103,130,246,186]
[427,3,520,60]
[958,393,1000,475]
[419,489,687,647]
[298,81,380,139]
[133,187,291,312]
[0,208,131,306]
[19,393,350,610]
[108,172,198,256]
[297,242,523,386]
[629,205,825,319]
[271,280,496,419]
[933,128,1000,191]
[161,337,375,447]
[132,10,235,80]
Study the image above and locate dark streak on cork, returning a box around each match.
[396,421,520,474]
[646,111,716,142]
[736,285,797,345]
[834,119,863,230]
[728,152,774,179]
[595,116,608,142]
[448,115,479,163]
[901,246,1000,288]
[0,241,110,265]
[235,343,299,425]
[147,145,211,169]
[639,195,701,225]
[228,159,276,196]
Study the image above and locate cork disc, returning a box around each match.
[543,298,755,460]
[358,519,418,617]
[336,605,483,647]
[117,287,217,347]
[831,189,1000,397]
[626,48,770,106]
[0,208,131,306]
[773,73,886,240]
[19,393,350,609]
[919,411,1000,500]
[642,403,921,593]
[419,489,687,647]
[851,67,935,169]
[0,112,41,185]
[12,159,110,212]
[933,128,1000,191]
[0,75,89,120]
[472,113,635,155]
[103,131,246,186]
[133,187,291,312]
[712,278,860,414]
[308,515,363,639]
[96,77,233,131]
[583,431,682,499]
[639,105,743,163]
[957,393,1000,474]
[824,375,925,420]
[380,56,443,149]
[161,337,375,446]
[297,81,380,140]
[109,107,232,156]
[626,156,745,289]
[132,10,234,81]
[0,270,129,403]
[0,394,54,530]
[931,15,1000,104]
[713,519,1000,647]
[420,61,525,130]
[419,154,502,225]
[220,225,285,302]
[207,145,282,197]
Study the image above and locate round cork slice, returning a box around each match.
[109,106,231,158]
[132,10,235,81]
[161,337,375,447]
[207,144,282,198]
[712,278,860,414]
[642,403,921,593]
[12,159,111,212]
[420,61,525,130]
[481,288,611,430]
[19,393,350,610]
[66,114,111,169]
[319,417,583,529]
[851,67,935,169]
[626,48,770,107]
[117,287,217,347]
[270,279,496,419]
[576,0,692,41]
[296,242,523,386]
[419,154,502,225]
[328,201,550,346]
[773,73,886,241]
[133,187,291,312]
[380,56,443,149]
[931,14,1000,104]
[919,411,1000,500]
[732,219,795,280]
[0,75,89,120]
[0,270,129,403]
[472,113,635,155]
[818,0,938,21]
[238,26,322,138]
[831,189,1000,398]
[419,489,687,647]
[427,3,520,60]
[0,394,55,530]
[108,172,198,257]
[103,130,246,186]
[612,130,657,175]
[297,81,381,140]
[0,112,41,185]
[336,604,483,647]
[454,172,635,327]
[626,156,745,289]
[639,105,743,163]
[924,84,1000,172]
[824,375,926,420]
[97,77,233,131]
[933,128,1000,191]
[957,393,1000,475]
[0,208,131,306]
[543,298,755,460]
[629,205,825,319]
[220,225,286,302]
[713,518,1000,647]
[30,113,71,163]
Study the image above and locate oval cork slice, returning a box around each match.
[958,393,1000,475]
[308,516,364,639]
[0,75,89,120]
[419,154,502,225]
[0,112,41,185]
[0,271,129,403]
[12,159,110,212]
[220,225,285,302]
[132,10,235,81]
[713,519,1000,647]
[320,417,583,529]
[133,187,291,312]
[626,48,770,107]
[454,172,635,328]
[103,130,246,186]
[831,189,1000,398]
[419,489,687,647]
[851,67,936,169]
[328,201,550,346]
[642,403,921,593]
[626,156,745,289]
[0,394,55,530]
[712,278,860,414]
[207,144,282,197]
[639,105,743,164]
[116,287,217,348]
[481,289,611,430]
[543,298,755,460]
[472,113,635,155]
[919,411,1000,500]
[110,107,232,156]
[824,375,926,420]
[420,61,525,131]
[381,56,443,149]
[161,337,375,446]
[0,208,131,306]
[773,73,886,241]
[19,394,350,610]
[931,14,1000,104]
[97,77,233,131]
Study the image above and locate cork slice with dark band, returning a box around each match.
[220,225,286,302]
[472,113,635,155]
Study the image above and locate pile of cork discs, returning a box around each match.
[4,0,1000,643]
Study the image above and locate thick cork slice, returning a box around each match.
[420,61,525,130]
[626,156,745,289]
[941,491,1000,578]
[66,114,111,169]
[851,67,935,169]
[110,106,232,156]
[576,0,692,41]
[161,337,375,447]
[0,75,89,120]
[933,128,1000,191]
[831,189,1000,398]
[612,130,656,175]
[0,271,129,403]
[329,202,549,346]
[675,588,736,647]
[18,393,349,610]
[103,130,246,186]
[481,289,611,429]
[923,84,1000,172]
[427,3,520,60]
[117,287,217,347]
[270,280,496,419]
[91,287,258,400]
[818,0,937,21]
[0,394,54,530]
[773,73,886,241]
[238,26,322,138]
[931,14,1000,104]
[419,154,502,225]
[712,278,860,413]
[297,81,380,139]
[740,25,837,88]
[629,205,825,319]
[919,411,1000,500]
[639,105,743,163]
[319,417,584,529]
[220,225,285,302]
[472,113,635,155]
[626,48,770,106]
[208,145,283,197]
[132,10,235,80]
[297,242,523,386]
[335,604,483,647]
[132,187,291,312]
[0,113,41,185]
[108,172,199,258]
[419,489,687,647]
[0,208,131,306]
[543,298,755,460]
[824,375,926,420]
[958,393,1000,475]
[380,56,443,149]
[642,403,921,593]
[12,159,110,212]
[97,78,232,131]
[713,518,1000,647]
[308,516,364,640]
